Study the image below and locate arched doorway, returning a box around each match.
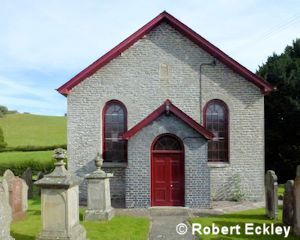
[151,134,184,206]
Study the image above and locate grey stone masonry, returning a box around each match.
[67,21,265,204]
[126,113,209,208]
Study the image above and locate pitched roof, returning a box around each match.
[122,100,214,140]
[57,11,275,96]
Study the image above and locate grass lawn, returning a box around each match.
[0,113,66,147]
[190,206,297,239]
[11,198,150,240]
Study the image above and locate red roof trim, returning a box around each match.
[57,11,274,96]
[123,100,214,140]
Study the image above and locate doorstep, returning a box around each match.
[149,206,191,217]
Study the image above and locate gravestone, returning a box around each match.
[36,171,44,181]
[282,180,294,226]
[265,170,278,219]
[21,180,28,211]
[1,179,9,200]
[84,153,114,221]
[22,167,33,199]
[0,182,14,240]
[3,169,28,220]
[36,172,44,195]
[294,166,300,236]
[35,149,86,240]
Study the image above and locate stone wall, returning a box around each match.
[126,114,209,208]
[67,22,265,203]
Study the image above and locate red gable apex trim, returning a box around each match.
[57,11,274,96]
[122,99,214,140]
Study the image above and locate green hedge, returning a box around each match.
[0,159,54,176]
[0,144,67,152]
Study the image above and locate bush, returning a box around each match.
[231,174,245,202]
[0,144,67,152]
[0,105,8,116]
[0,127,7,150]
[0,159,54,176]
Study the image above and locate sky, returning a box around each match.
[0,0,299,116]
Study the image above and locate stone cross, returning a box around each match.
[21,167,33,199]
[84,153,114,221]
[265,170,278,219]
[3,169,28,221]
[34,148,86,240]
[294,166,300,236]
[282,180,294,226]
[0,182,14,240]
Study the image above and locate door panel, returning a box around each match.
[153,158,169,204]
[151,152,184,206]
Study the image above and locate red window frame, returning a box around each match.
[203,99,229,162]
[102,100,127,162]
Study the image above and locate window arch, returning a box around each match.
[204,99,229,162]
[102,100,127,162]
[153,134,183,151]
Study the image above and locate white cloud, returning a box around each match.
[0,76,66,116]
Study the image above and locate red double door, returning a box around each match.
[151,151,184,206]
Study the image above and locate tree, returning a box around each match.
[0,105,8,118]
[257,39,300,182]
[0,126,7,150]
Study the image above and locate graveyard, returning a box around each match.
[11,199,149,240]
[0,151,300,239]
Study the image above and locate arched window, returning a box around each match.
[204,100,229,162]
[103,100,127,162]
[153,135,183,151]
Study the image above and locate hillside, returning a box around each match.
[0,113,67,147]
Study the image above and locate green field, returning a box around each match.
[11,198,150,240]
[0,113,66,147]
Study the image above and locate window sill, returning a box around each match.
[208,162,230,168]
[102,162,127,168]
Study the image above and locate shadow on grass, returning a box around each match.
[26,209,41,216]
[11,233,35,240]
